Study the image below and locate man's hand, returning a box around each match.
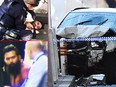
[25,22,34,30]
[25,21,42,30]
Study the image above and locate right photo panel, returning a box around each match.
[48,0,116,86]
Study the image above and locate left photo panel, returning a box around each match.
[0,40,48,87]
[0,0,48,40]
[0,0,48,87]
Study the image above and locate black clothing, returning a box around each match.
[0,0,27,30]
[103,49,116,85]
[106,0,116,8]
[0,0,33,40]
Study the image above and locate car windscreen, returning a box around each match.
[58,12,116,33]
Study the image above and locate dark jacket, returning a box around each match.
[0,0,27,30]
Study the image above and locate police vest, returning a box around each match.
[0,0,17,20]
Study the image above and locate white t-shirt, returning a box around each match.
[26,12,34,22]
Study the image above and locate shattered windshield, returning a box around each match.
[58,12,116,32]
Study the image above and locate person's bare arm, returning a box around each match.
[4,86,11,87]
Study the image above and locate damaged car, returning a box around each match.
[56,8,116,86]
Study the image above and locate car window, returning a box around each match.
[83,16,105,25]
[58,12,116,32]
[111,21,116,32]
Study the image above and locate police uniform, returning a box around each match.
[0,0,32,40]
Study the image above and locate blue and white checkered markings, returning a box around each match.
[55,37,116,43]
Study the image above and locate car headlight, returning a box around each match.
[91,42,99,48]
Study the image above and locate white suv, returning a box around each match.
[57,8,116,38]
[56,8,116,85]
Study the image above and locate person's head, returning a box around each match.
[25,40,45,58]
[3,44,21,65]
[24,40,47,66]
[24,0,40,10]
[3,44,21,75]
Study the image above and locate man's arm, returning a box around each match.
[22,55,48,87]
[9,3,27,30]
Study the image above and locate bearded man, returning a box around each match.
[2,44,28,87]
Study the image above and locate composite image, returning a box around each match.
[0,0,116,87]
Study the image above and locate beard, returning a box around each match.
[6,60,21,76]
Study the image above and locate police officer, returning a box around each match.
[0,0,40,40]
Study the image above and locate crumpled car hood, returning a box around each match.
[56,25,109,38]
[56,25,116,51]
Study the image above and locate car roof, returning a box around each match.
[72,8,116,13]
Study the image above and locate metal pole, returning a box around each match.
[48,0,53,86]
[96,0,98,8]
[48,0,60,86]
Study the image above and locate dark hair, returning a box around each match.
[24,0,41,6]
[3,44,19,57]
